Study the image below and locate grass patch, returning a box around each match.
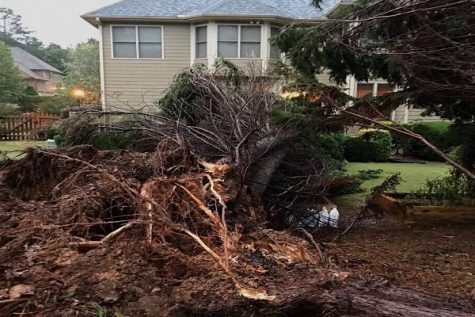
[334,162,451,211]
[0,141,44,159]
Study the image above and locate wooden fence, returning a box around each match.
[0,112,60,141]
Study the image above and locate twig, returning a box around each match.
[333,212,364,242]
[69,221,137,248]
[0,299,28,304]
[299,228,324,261]
[35,149,139,199]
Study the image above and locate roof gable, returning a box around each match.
[82,0,341,21]
[9,47,62,74]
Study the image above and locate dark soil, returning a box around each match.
[0,147,473,316]
[329,218,475,300]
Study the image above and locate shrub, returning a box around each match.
[52,115,135,150]
[306,132,349,162]
[344,129,392,162]
[328,175,364,196]
[407,173,475,205]
[357,169,383,180]
[391,121,455,161]
[302,131,349,170]
[0,103,19,116]
[38,95,76,115]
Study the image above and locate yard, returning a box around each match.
[0,141,44,159]
[334,161,451,210]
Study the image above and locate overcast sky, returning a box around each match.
[2,0,118,47]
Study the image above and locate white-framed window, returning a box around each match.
[270,27,281,60]
[217,25,261,58]
[195,26,207,58]
[356,82,394,97]
[112,25,163,59]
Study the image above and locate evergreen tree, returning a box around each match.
[0,41,24,103]
[275,0,474,172]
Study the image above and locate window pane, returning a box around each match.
[139,43,162,58]
[196,42,207,58]
[113,43,136,58]
[241,26,261,42]
[218,25,238,41]
[113,26,136,42]
[356,83,374,97]
[196,26,207,42]
[138,27,161,43]
[218,42,238,58]
[377,84,393,96]
[240,43,260,58]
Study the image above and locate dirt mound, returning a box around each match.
[0,147,330,316]
[0,147,473,317]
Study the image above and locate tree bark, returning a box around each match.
[323,284,475,317]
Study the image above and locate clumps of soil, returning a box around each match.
[0,147,473,317]
[0,147,340,316]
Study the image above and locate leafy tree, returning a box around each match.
[275,0,475,174]
[62,39,101,104]
[42,43,70,73]
[0,41,24,103]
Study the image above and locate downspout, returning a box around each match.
[97,17,106,111]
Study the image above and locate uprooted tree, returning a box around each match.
[1,62,474,315]
[274,0,475,179]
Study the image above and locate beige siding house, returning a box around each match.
[82,0,437,122]
[82,0,339,110]
[10,47,63,96]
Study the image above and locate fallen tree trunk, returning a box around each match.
[321,284,474,317]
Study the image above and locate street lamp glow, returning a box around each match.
[72,89,86,98]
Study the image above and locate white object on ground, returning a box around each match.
[45,139,56,149]
[329,207,340,228]
[318,207,329,227]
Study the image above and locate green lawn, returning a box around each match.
[0,141,44,159]
[334,162,451,210]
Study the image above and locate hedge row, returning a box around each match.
[391,121,455,161]
[344,129,393,162]
[311,129,393,163]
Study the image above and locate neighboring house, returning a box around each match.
[9,47,63,96]
[82,0,437,122]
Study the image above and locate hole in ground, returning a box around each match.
[87,198,136,241]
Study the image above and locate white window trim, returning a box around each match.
[194,24,208,59]
[110,24,165,60]
[217,24,262,59]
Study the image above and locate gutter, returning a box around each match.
[81,14,327,27]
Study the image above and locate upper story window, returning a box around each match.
[356,83,394,97]
[270,27,281,60]
[195,26,207,58]
[112,26,163,59]
[218,25,261,58]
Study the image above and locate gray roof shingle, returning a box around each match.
[83,0,341,20]
[10,47,62,74]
